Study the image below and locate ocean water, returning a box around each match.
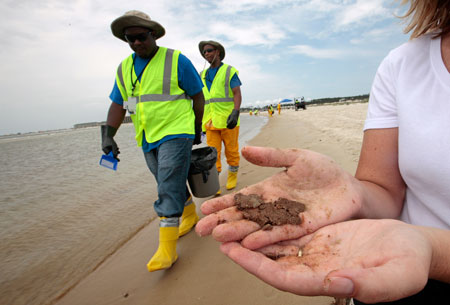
[0,114,267,305]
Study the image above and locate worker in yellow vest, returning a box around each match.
[277,103,281,115]
[268,105,274,117]
[102,11,205,272]
[198,40,242,193]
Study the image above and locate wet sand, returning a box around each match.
[55,102,367,305]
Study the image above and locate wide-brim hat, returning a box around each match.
[199,40,225,61]
[111,10,165,42]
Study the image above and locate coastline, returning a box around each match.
[55,102,367,305]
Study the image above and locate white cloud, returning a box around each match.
[300,0,343,13]
[335,0,388,28]
[350,26,397,44]
[209,21,286,47]
[212,0,296,14]
[289,44,345,59]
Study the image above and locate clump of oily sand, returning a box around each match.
[234,193,306,230]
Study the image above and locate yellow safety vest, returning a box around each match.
[115,47,195,146]
[200,64,239,130]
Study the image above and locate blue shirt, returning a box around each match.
[110,51,203,152]
[203,63,242,91]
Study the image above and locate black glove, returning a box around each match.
[194,123,202,145]
[226,109,240,129]
[101,125,120,161]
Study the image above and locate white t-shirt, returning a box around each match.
[364,33,450,229]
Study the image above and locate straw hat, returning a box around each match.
[198,40,225,60]
[111,10,165,42]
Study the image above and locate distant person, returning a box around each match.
[198,40,242,193]
[254,109,259,116]
[249,110,253,116]
[294,98,300,111]
[102,10,204,272]
[277,103,281,115]
[196,0,450,303]
[268,105,274,117]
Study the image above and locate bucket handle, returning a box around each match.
[202,170,210,183]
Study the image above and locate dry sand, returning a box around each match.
[55,102,367,305]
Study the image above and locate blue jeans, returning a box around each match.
[144,138,193,218]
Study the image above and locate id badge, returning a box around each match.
[126,97,137,114]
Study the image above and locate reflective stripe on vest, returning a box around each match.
[200,64,239,129]
[116,48,195,145]
[209,65,233,103]
[200,80,211,132]
[116,49,189,103]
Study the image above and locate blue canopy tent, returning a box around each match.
[279,98,293,103]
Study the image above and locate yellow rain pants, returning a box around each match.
[205,122,240,173]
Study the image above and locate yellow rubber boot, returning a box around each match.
[147,226,179,272]
[226,171,238,190]
[178,202,199,237]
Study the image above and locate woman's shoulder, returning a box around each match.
[378,33,436,74]
[387,33,434,61]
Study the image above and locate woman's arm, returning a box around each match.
[355,128,406,219]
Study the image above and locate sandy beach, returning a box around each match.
[55,102,367,305]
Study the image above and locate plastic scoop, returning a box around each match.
[99,152,118,171]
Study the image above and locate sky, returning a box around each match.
[0,0,410,135]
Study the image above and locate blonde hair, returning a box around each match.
[399,0,450,39]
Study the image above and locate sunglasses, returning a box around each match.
[124,31,152,43]
[203,48,216,55]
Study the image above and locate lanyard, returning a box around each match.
[205,63,223,83]
[205,68,215,83]
[130,55,151,95]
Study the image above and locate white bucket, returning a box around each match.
[188,166,220,198]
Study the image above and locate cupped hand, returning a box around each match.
[196,146,363,249]
[221,219,431,303]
